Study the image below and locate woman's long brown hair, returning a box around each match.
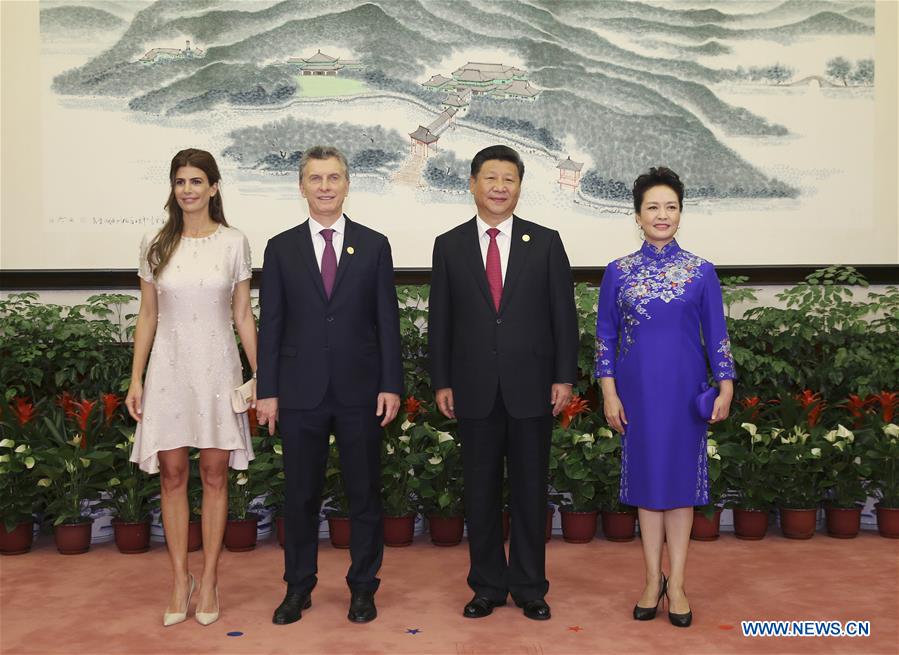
[146,148,228,277]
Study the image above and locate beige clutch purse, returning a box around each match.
[231,378,256,413]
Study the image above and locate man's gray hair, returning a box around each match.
[299,145,350,180]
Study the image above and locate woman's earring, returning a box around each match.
[638,226,645,240]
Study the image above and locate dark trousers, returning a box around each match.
[457,388,552,603]
[279,387,383,595]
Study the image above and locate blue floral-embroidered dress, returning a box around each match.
[594,240,735,510]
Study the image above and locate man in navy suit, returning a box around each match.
[428,145,578,621]
[256,146,402,625]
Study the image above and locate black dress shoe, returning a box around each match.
[272,591,311,625]
[666,587,693,628]
[634,574,667,621]
[463,596,507,618]
[515,598,551,621]
[348,590,377,623]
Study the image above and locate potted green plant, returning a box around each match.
[769,425,827,539]
[691,435,732,541]
[265,435,287,547]
[102,428,159,553]
[35,406,113,554]
[224,437,272,552]
[0,431,40,555]
[593,429,636,542]
[409,426,464,546]
[322,434,350,548]
[381,420,427,547]
[728,423,776,540]
[863,423,899,538]
[820,424,869,538]
[549,427,601,543]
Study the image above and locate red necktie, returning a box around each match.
[485,227,503,311]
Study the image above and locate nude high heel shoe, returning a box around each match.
[163,573,195,627]
[195,586,220,626]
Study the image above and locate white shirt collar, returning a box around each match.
[476,214,513,238]
[309,214,346,236]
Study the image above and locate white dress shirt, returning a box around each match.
[308,214,346,271]
[476,215,512,284]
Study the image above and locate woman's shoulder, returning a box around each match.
[219,225,247,241]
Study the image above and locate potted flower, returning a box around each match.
[224,436,273,551]
[549,427,602,543]
[35,406,113,554]
[381,420,427,546]
[820,424,869,538]
[863,423,899,538]
[265,435,287,547]
[409,426,464,546]
[691,435,733,541]
[0,398,43,555]
[769,425,827,539]
[728,423,776,540]
[102,429,159,553]
[322,435,350,548]
[593,429,636,542]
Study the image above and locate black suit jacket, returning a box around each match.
[257,216,403,409]
[428,216,578,420]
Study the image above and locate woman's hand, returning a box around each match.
[603,392,628,434]
[710,380,734,423]
[125,380,143,422]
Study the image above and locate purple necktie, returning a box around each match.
[320,228,337,298]
[485,228,503,311]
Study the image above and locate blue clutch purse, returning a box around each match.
[695,383,718,421]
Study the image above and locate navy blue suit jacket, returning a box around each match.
[256,216,403,409]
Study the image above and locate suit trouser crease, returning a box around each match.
[280,389,383,595]
[458,388,551,603]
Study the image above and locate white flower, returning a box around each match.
[0,438,14,448]
[810,447,822,458]
[823,430,837,443]
[329,434,336,445]
[70,435,82,447]
[386,444,395,455]
[428,457,442,466]
[437,431,454,443]
[108,477,121,486]
[401,420,414,432]
[707,442,719,458]
[24,457,35,469]
[13,443,26,453]
[836,424,853,440]
[407,467,414,476]
[882,424,899,438]
[597,427,613,439]
[80,457,91,468]
[236,473,249,485]
[273,443,283,455]
[833,440,846,452]
[127,432,136,444]
[0,455,9,463]
[574,433,594,444]
[741,423,757,437]
[853,457,862,465]
[398,435,411,443]
[37,478,51,487]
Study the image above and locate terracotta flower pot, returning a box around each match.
[384,514,415,547]
[187,519,203,552]
[824,505,861,539]
[275,515,285,548]
[428,515,464,546]
[0,521,34,555]
[502,510,510,542]
[328,514,351,549]
[779,507,817,539]
[691,508,722,541]
[601,510,636,542]
[875,503,899,539]
[224,514,259,552]
[733,508,768,540]
[112,518,151,554]
[54,519,93,555]
[560,509,599,543]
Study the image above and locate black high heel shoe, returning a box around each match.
[633,574,667,621]
[666,585,693,628]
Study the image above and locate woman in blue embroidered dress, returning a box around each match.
[594,167,735,628]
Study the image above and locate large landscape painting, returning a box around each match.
[35,0,882,268]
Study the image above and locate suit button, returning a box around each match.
[326,316,334,322]
[496,318,502,324]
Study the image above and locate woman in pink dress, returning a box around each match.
[126,149,257,627]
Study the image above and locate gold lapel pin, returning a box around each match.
[522,234,531,242]
[346,246,355,255]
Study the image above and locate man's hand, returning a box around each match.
[256,397,279,436]
[550,383,573,417]
[376,392,401,427]
[436,388,455,420]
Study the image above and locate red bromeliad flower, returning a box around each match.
[796,390,825,427]
[560,394,590,429]
[405,396,422,422]
[839,394,871,428]
[101,393,122,423]
[867,391,898,423]
[57,391,76,418]
[11,397,37,426]
[739,396,762,420]
[71,398,97,446]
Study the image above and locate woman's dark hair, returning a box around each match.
[470,144,525,180]
[147,148,228,277]
[632,166,684,213]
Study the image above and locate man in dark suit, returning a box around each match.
[256,145,402,625]
[428,145,578,621]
